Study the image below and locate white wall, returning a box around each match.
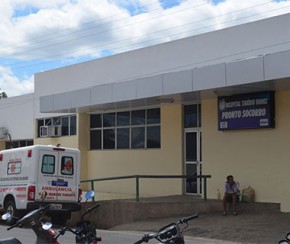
[34,13,290,99]
[0,94,34,140]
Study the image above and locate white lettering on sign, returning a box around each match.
[242,108,266,118]
[256,98,268,105]
[242,99,255,106]
[225,101,241,108]
[41,186,72,191]
[222,110,241,119]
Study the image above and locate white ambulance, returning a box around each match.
[0,145,82,225]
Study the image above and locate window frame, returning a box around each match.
[61,156,74,176]
[37,115,77,138]
[41,155,56,174]
[90,107,161,150]
[7,161,22,175]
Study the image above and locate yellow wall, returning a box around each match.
[77,114,89,185]
[202,90,290,212]
[0,141,5,150]
[32,91,290,211]
[34,136,78,148]
[86,104,184,197]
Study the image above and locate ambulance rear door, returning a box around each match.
[36,147,79,204]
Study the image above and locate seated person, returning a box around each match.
[223,175,239,216]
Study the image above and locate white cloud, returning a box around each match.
[0,0,290,96]
[0,66,34,97]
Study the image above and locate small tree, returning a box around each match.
[0,89,7,99]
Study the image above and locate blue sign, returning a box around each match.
[218,91,275,130]
[52,180,68,187]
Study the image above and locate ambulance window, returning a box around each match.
[42,155,55,174]
[7,161,21,175]
[61,157,74,175]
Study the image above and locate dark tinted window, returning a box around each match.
[90,108,160,150]
[117,128,130,149]
[147,126,161,148]
[90,130,101,149]
[117,112,130,126]
[61,117,69,136]
[103,129,115,149]
[131,110,145,125]
[103,113,115,127]
[184,104,201,128]
[70,115,76,135]
[131,127,145,149]
[147,108,160,124]
[90,114,102,128]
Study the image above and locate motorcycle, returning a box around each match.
[279,232,290,244]
[52,190,102,244]
[1,192,59,244]
[134,213,198,244]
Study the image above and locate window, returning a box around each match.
[37,115,77,138]
[184,104,201,128]
[42,155,55,174]
[90,108,161,150]
[5,140,33,149]
[7,162,21,175]
[61,157,74,175]
[103,129,115,149]
[147,126,161,148]
[131,127,145,149]
[117,128,129,149]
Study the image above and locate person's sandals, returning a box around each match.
[223,212,227,216]
[233,212,238,216]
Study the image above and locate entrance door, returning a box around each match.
[185,129,202,194]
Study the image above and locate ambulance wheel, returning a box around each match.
[4,200,19,225]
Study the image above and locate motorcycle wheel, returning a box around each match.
[75,235,85,243]
[75,230,97,243]
[174,236,185,244]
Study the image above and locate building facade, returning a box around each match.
[1,13,290,211]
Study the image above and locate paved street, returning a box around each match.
[112,210,290,244]
[0,223,236,244]
[2,202,290,243]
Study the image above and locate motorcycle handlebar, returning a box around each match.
[7,204,50,231]
[7,223,19,231]
[179,213,198,224]
[134,213,198,243]
[134,234,155,244]
[54,227,78,240]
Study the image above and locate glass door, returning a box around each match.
[185,129,202,194]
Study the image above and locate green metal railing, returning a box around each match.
[81,175,211,202]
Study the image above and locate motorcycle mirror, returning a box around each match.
[85,190,95,200]
[2,213,11,221]
[42,222,53,230]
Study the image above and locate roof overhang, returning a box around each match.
[40,49,290,113]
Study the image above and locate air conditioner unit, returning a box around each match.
[40,126,61,137]
[40,126,48,137]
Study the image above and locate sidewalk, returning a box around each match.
[110,208,290,243]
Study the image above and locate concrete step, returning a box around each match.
[68,195,280,229]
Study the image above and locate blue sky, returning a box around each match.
[0,0,290,97]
